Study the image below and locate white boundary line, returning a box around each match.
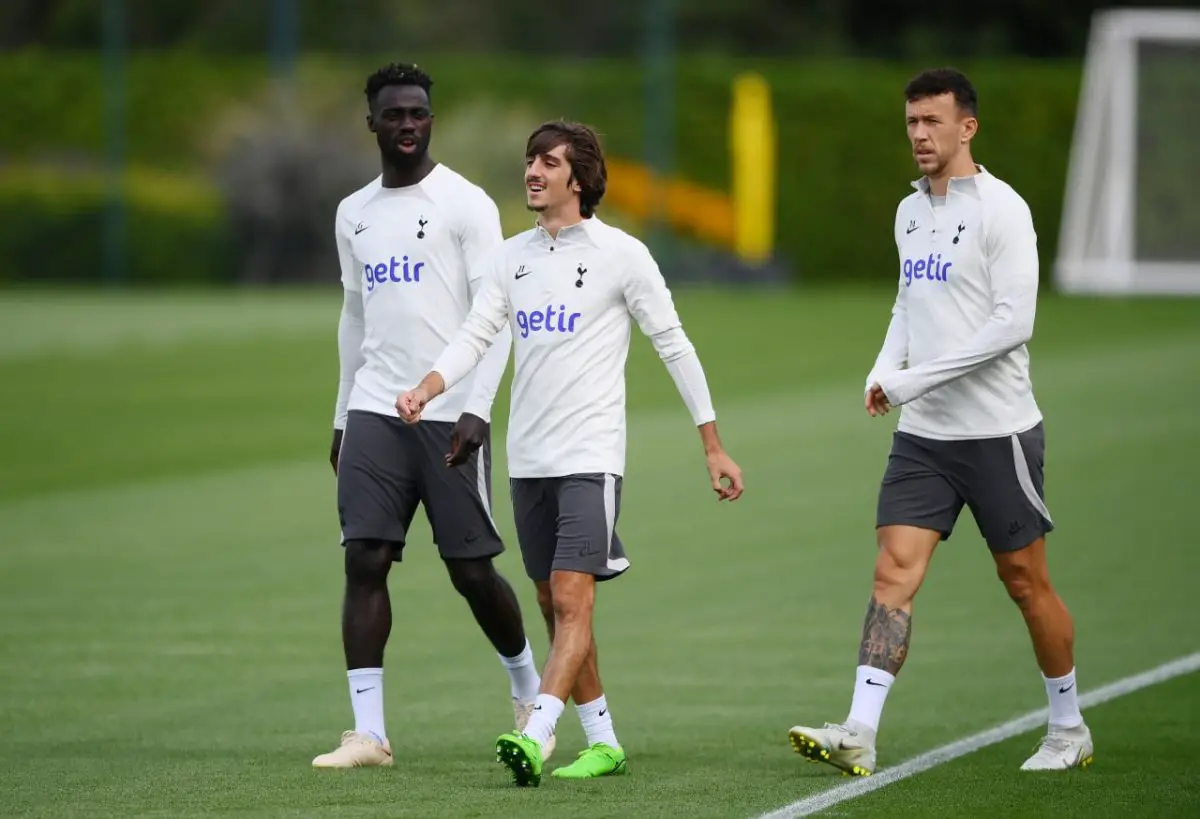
[757,652,1200,819]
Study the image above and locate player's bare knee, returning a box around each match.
[548,571,595,627]
[550,591,591,627]
[998,565,1035,608]
[535,581,555,629]
[344,539,394,586]
[443,556,495,599]
[872,547,923,602]
[995,557,1050,610]
[873,526,936,603]
[872,566,920,606]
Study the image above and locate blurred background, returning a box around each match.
[3,3,1199,818]
[3,0,1197,290]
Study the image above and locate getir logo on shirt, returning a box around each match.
[902,253,953,287]
[364,255,424,292]
[515,304,582,339]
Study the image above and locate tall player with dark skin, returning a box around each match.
[332,79,520,691]
[317,64,544,769]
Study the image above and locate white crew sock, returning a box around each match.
[1043,667,1083,729]
[498,640,542,702]
[847,665,894,734]
[347,668,386,743]
[521,693,564,746]
[576,695,620,748]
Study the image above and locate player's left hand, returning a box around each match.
[866,383,892,417]
[446,412,488,467]
[706,450,744,501]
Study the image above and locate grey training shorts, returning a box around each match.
[336,409,504,561]
[509,473,630,582]
[876,422,1054,553]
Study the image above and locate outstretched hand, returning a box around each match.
[706,449,745,501]
[446,412,488,467]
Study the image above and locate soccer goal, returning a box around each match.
[1055,8,1200,296]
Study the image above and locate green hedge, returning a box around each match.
[0,51,1082,285]
[0,166,230,285]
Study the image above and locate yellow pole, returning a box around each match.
[730,72,776,264]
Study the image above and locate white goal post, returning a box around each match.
[1055,8,1200,295]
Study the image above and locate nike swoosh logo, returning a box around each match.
[1059,683,1075,693]
[598,709,607,717]
[355,687,374,694]
[866,678,888,687]
[515,271,531,280]
[533,705,542,710]
[905,226,918,234]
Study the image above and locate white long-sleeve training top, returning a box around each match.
[429,216,716,479]
[332,164,512,428]
[868,166,1044,440]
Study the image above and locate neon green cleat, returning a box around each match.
[550,743,628,779]
[495,732,544,787]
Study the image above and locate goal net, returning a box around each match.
[1055,9,1200,295]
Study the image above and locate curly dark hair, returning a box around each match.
[364,62,433,108]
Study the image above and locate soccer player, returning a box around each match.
[396,121,744,786]
[787,68,1093,775]
[314,63,549,769]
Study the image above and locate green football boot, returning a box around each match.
[495,732,544,787]
[551,743,628,779]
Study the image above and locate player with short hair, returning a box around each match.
[314,62,549,769]
[788,67,1093,775]
[396,120,745,786]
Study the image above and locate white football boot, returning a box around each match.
[1020,722,1094,771]
[789,720,877,776]
[311,730,394,768]
[513,698,556,761]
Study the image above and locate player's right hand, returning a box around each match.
[330,428,344,475]
[865,384,891,417]
[395,388,428,424]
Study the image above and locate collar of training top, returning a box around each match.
[911,164,990,198]
[369,163,449,201]
[530,215,603,248]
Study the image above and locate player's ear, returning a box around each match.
[961,115,978,143]
[366,113,376,134]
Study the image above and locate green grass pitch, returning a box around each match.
[1,286,1198,818]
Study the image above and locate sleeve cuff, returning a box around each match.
[459,400,492,423]
[665,351,717,426]
[431,344,479,395]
